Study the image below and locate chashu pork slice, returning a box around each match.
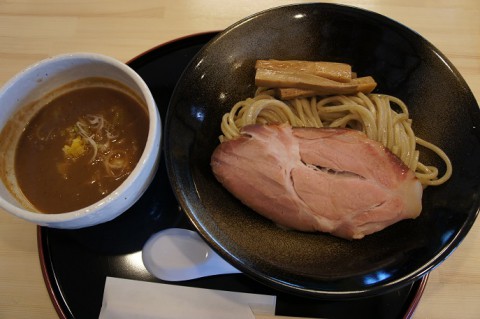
[211,124,423,239]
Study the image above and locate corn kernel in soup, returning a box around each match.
[15,78,149,214]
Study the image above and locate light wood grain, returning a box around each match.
[0,1,479,318]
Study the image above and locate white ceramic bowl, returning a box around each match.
[0,53,161,229]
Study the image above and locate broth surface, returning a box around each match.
[15,82,149,213]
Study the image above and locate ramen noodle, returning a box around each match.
[219,87,452,187]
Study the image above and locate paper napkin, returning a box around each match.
[99,277,276,319]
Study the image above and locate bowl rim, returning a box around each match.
[0,52,161,224]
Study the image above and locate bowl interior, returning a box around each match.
[165,3,480,297]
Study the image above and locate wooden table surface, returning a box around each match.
[0,1,479,318]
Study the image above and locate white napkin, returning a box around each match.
[99,277,276,319]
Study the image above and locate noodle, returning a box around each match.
[219,90,452,186]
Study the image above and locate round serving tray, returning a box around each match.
[38,32,428,319]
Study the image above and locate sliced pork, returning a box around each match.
[211,124,423,239]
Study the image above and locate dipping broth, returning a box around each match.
[15,78,149,213]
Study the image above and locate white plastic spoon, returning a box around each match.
[142,228,241,281]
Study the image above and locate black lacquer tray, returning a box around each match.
[38,32,427,319]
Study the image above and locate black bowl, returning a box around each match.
[165,3,480,298]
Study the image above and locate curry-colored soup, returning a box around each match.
[15,80,149,213]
